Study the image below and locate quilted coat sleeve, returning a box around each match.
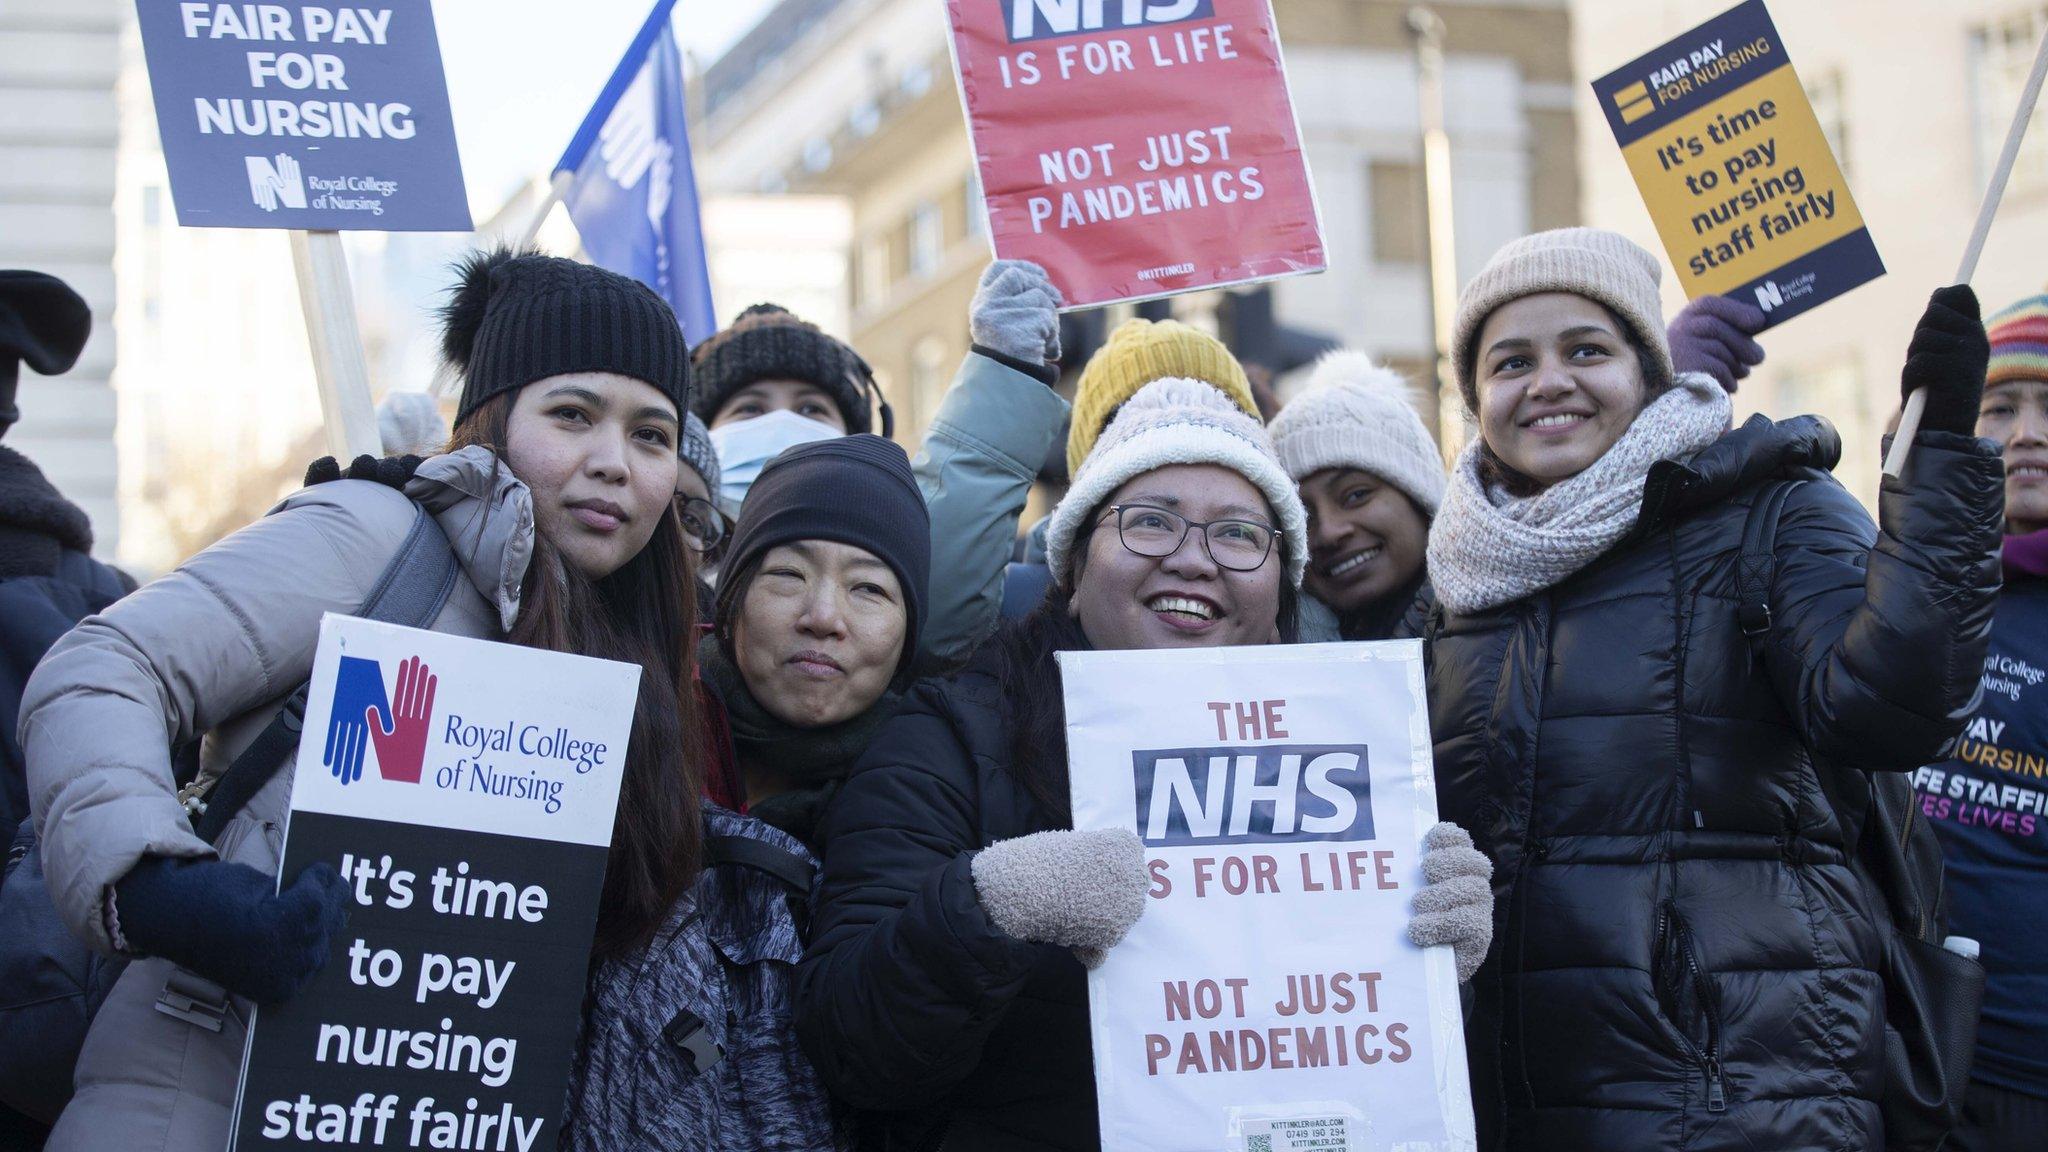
[912,351,1069,676]
[795,688,1044,1109]
[1761,430,2004,769]
[19,483,413,953]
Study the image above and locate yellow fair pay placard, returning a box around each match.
[1593,0,1883,326]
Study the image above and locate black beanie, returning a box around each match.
[440,249,690,426]
[0,270,92,437]
[716,434,930,683]
[689,303,872,433]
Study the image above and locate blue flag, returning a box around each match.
[555,0,717,344]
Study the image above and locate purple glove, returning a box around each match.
[1667,295,1767,393]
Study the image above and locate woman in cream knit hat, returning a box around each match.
[1270,351,1444,639]
[800,378,1495,1151]
[1419,226,2004,1152]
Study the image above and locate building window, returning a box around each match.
[1368,160,1426,265]
[1806,70,1851,178]
[910,334,949,428]
[964,170,986,239]
[909,201,944,277]
[1971,9,2048,194]
[860,234,890,308]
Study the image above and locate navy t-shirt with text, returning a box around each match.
[1914,573,2048,1098]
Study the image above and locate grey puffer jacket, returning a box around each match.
[562,804,845,1151]
[18,446,530,1152]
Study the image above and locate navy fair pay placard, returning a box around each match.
[1591,0,1882,326]
[1061,641,1473,1152]
[134,1,471,230]
[228,614,637,1152]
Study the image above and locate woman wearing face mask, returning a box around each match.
[1421,228,2003,1152]
[1269,352,1445,641]
[700,434,930,847]
[1922,294,2048,1152]
[18,252,797,1151]
[698,264,1069,674]
[797,380,1496,1151]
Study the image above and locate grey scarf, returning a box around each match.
[1427,373,1730,615]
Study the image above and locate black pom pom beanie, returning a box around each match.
[714,434,930,684]
[689,303,873,433]
[439,249,690,426]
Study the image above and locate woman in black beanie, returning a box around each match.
[701,434,931,848]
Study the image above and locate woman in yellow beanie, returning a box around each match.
[1003,318,1264,620]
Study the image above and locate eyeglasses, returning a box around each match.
[678,497,726,553]
[1095,503,1279,573]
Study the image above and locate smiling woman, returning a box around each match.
[1416,227,2006,1152]
[796,378,1496,1151]
[1269,352,1445,640]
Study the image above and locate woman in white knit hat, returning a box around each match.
[798,378,1495,1151]
[1420,227,2002,1152]
[1270,351,1445,640]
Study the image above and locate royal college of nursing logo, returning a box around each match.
[245,152,306,211]
[325,655,437,786]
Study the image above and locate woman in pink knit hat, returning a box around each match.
[1420,226,2004,1152]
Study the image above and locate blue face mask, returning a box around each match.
[708,408,844,517]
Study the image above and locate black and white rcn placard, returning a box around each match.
[1061,641,1474,1152]
[229,614,638,1151]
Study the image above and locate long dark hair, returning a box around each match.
[997,526,1300,827]
[446,393,703,959]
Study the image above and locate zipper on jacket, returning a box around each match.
[1656,903,1727,1113]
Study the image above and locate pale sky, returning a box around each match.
[434,0,777,215]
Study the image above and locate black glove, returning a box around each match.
[113,856,350,1004]
[1901,285,1988,437]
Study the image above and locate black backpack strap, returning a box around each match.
[703,834,816,893]
[1737,479,1803,646]
[185,504,459,843]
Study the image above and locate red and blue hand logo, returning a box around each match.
[325,654,436,786]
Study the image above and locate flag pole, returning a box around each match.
[1885,21,2048,479]
[290,230,380,458]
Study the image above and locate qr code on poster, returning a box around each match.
[1247,1138,1274,1152]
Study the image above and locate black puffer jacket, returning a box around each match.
[1424,417,2003,1152]
[797,645,1094,1152]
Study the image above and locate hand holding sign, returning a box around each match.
[1898,286,1989,438]
[971,827,1149,969]
[367,655,436,784]
[113,857,350,1004]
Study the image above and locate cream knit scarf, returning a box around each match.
[1427,372,1730,615]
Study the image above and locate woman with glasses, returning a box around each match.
[796,379,1495,1151]
[676,412,730,574]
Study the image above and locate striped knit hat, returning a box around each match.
[1987,294,2048,387]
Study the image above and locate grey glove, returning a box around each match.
[1406,821,1494,983]
[969,259,1064,365]
[971,827,1147,969]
